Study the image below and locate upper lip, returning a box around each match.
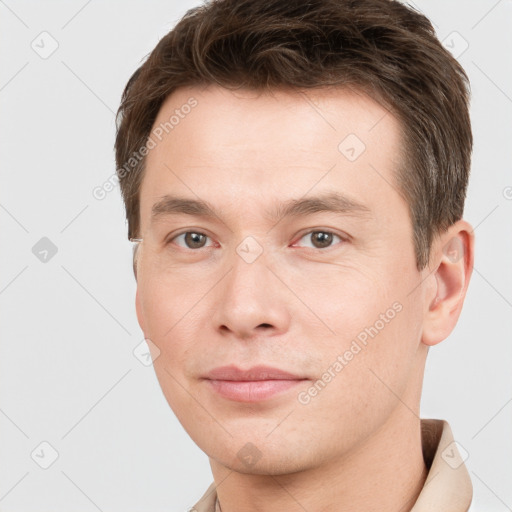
[204,365,305,381]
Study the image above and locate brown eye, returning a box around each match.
[296,230,343,250]
[311,231,333,248]
[172,231,211,249]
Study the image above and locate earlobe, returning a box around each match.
[421,221,474,346]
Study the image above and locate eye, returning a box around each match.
[167,229,345,251]
[294,230,345,250]
[170,231,214,250]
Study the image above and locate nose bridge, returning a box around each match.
[212,237,289,336]
[225,238,273,312]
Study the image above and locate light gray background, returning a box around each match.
[1,1,511,510]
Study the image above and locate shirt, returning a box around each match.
[191,418,473,512]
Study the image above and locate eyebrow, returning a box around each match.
[150,192,372,224]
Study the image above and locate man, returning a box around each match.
[114,0,475,510]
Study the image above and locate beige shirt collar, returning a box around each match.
[192,419,473,512]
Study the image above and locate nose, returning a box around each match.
[211,247,291,340]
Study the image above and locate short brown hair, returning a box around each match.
[115,0,472,270]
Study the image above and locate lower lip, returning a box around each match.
[206,379,305,402]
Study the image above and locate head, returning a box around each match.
[115,0,474,474]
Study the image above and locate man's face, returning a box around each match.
[135,85,430,474]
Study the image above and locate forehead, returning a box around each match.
[140,84,406,229]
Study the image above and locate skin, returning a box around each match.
[134,85,474,512]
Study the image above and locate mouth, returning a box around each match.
[203,365,309,403]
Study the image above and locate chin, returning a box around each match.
[213,452,310,476]
[204,434,322,476]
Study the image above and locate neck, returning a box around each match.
[210,405,428,512]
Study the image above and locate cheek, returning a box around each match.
[138,267,206,339]
[298,299,421,439]
[137,284,195,394]
[299,263,423,395]
[294,263,398,338]
[137,274,203,411]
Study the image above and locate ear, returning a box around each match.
[132,243,139,281]
[135,287,146,334]
[421,220,475,346]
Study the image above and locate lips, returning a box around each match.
[203,365,308,402]
[204,364,304,381]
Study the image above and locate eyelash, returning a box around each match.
[167,229,347,252]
